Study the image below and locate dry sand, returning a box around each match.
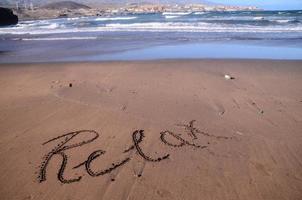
[0,59,301,200]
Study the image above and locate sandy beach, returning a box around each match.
[0,59,301,200]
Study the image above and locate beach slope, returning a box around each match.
[0,60,301,200]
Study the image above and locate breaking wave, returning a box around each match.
[94,16,137,21]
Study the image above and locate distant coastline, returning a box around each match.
[9,1,260,21]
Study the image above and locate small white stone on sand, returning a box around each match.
[224,74,234,80]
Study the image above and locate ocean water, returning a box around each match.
[0,10,302,63]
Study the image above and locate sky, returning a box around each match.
[207,0,302,10]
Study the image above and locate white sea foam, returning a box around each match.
[275,20,291,23]
[194,12,206,15]
[102,22,302,33]
[162,12,191,16]
[253,17,264,20]
[67,17,85,21]
[15,21,60,29]
[22,37,98,41]
[1,20,302,35]
[95,16,137,21]
[42,23,60,29]
[165,15,181,19]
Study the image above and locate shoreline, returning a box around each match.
[1,39,302,64]
[1,57,302,65]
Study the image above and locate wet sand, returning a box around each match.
[0,59,301,200]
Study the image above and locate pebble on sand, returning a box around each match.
[224,74,235,80]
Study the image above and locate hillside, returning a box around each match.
[8,1,213,7]
[41,1,90,9]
